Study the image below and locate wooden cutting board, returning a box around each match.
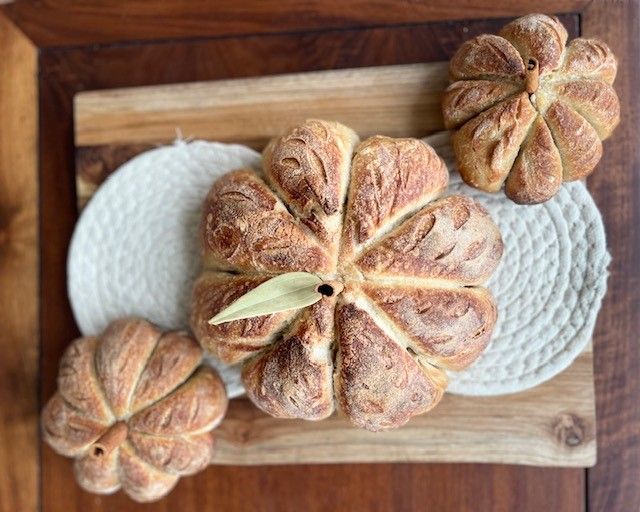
[73,62,596,467]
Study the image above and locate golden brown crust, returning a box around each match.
[340,136,448,268]
[449,34,525,80]
[499,14,567,75]
[361,283,497,371]
[129,367,227,436]
[118,443,179,502]
[128,431,214,476]
[334,300,446,431]
[453,93,537,193]
[446,15,619,203]
[41,393,107,457]
[191,123,502,430]
[190,271,297,364]
[242,299,335,420]
[200,169,331,274]
[543,100,603,181]
[263,119,359,254]
[357,195,503,286]
[504,116,563,204]
[57,337,113,423]
[130,332,203,413]
[442,80,523,130]
[95,318,161,418]
[42,319,228,502]
[559,38,617,84]
[263,119,357,218]
[550,80,620,139]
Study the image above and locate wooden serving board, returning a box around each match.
[73,62,596,467]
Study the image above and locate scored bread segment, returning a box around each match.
[129,331,203,414]
[558,38,617,84]
[95,319,162,419]
[542,101,603,181]
[340,135,448,271]
[449,34,525,81]
[359,282,497,371]
[547,80,620,140]
[242,298,336,420]
[191,271,300,364]
[451,93,537,193]
[356,195,503,286]
[263,119,359,269]
[200,168,332,274]
[499,14,568,75]
[57,337,114,424]
[334,290,447,432]
[442,79,524,130]
[127,431,214,476]
[117,442,180,502]
[503,115,563,204]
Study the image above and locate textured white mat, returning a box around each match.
[425,132,610,395]
[68,140,259,398]
[68,135,610,398]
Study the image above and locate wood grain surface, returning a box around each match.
[72,63,597,468]
[211,349,595,467]
[583,1,640,510]
[0,14,39,512]
[74,62,450,147]
[33,16,588,511]
[2,2,638,510]
[2,0,590,47]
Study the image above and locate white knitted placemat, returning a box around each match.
[68,135,610,398]
[424,132,610,395]
[68,140,260,398]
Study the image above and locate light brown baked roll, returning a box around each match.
[42,318,228,502]
[443,13,620,204]
[191,119,503,431]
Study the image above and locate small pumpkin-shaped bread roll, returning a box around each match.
[191,119,503,432]
[443,13,620,204]
[42,318,228,502]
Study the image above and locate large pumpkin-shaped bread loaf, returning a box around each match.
[42,318,228,502]
[443,14,620,204]
[191,120,503,431]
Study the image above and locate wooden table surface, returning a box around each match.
[0,1,638,511]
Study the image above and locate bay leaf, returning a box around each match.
[208,272,323,325]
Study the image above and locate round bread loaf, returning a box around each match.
[42,318,228,502]
[442,14,620,204]
[191,119,502,431]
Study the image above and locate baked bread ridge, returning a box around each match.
[192,120,503,431]
[443,13,620,204]
[190,270,300,364]
[334,291,448,432]
[242,297,336,420]
[339,135,449,271]
[262,119,360,266]
[356,194,504,286]
[42,318,229,502]
[200,167,333,274]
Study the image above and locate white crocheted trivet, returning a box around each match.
[68,140,260,398]
[424,132,610,395]
[68,135,610,398]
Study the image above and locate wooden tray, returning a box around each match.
[72,61,596,467]
[5,3,638,509]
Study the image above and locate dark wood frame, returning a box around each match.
[1,1,637,510]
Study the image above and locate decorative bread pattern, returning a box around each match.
[443,14,619,204]
[191,119,503,431]
[42,318,228,502]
